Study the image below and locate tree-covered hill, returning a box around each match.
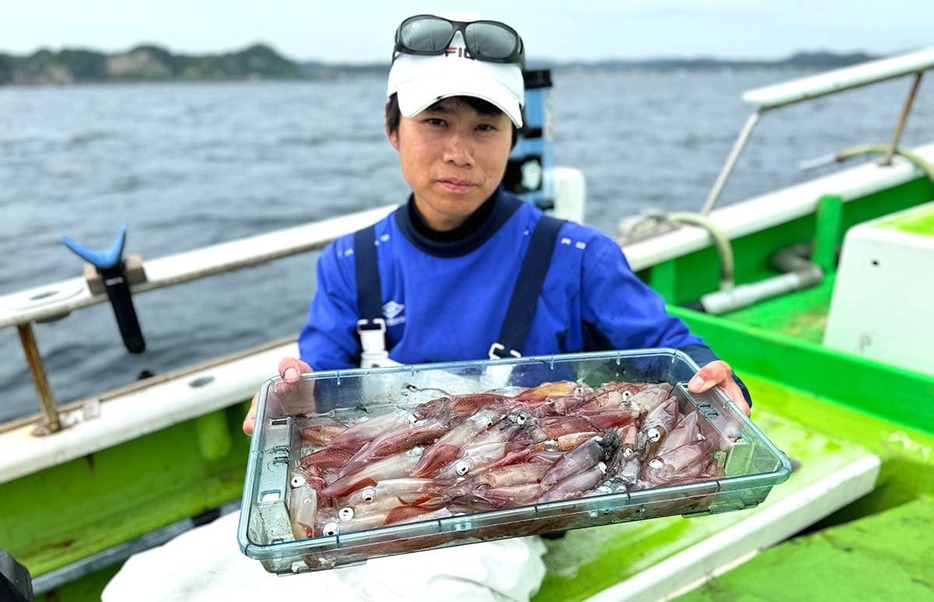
[0,43,309,85]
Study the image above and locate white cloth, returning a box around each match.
[102,510,547,602]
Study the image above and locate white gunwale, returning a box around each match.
[742,47,934,110]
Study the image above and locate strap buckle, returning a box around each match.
[357,318,400,368]
[356,318,387,352]
[356,317,386,331]
[488,342,522,360]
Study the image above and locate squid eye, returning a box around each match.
[622,390,632,400]
[290,475,306,488]
[646,427,662,442]
[323,522,340,536]
[338,507,354,521]
[454,460,470,476]
[361,487,377,503]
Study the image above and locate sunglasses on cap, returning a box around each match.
[393,14,524,65]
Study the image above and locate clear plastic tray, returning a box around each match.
[238,349,791,574]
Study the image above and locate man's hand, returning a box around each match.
[687,360,751,416]
[242,357,313,436]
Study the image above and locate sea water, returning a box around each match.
[1,68,932,421]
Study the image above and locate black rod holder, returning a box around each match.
[61,225,147,354]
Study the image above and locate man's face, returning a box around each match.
[388,97,513,231]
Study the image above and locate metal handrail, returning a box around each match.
[701,47,934,215]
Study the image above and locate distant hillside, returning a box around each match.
[0,44,879,86]
[0,44,301,85]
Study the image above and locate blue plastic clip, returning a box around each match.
[60,225,128,270]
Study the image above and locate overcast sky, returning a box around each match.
[2,1,930,63]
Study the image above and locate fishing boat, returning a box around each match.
[1,48,932,601]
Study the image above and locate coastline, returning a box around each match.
[0,43,878,86]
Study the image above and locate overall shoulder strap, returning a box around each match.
[353,225,382,325]
[490,215,565,358]
[353,225,394,367]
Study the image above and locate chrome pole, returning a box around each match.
[16,323,63,434]
[882,71,924,166]
[701,111,763,215]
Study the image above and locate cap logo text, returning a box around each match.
[444,46,476,60]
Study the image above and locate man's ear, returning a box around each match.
[386,123,400,152]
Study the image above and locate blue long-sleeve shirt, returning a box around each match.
[298,189,742,394]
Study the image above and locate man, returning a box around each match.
[238,13,749,600]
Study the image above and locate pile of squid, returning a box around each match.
[288,379,725,540]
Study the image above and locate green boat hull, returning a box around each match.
[0,404,253,599]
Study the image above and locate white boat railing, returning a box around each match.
[1,205,395,434]
[701,47,934,215]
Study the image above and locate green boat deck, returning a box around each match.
[534,406,881,601]
[533,364,934,601]
[535,188,934,600]
[680,496,934,601]
[667,274,934,601]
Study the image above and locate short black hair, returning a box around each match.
[385,93,520,148]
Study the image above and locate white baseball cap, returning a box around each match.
[386,15,525,128]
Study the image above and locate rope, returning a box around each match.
[666,212,735,292]
[836,144,934,181]
[617,211,735,292]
